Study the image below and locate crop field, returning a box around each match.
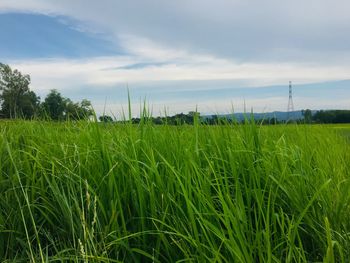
[0,121,349,262]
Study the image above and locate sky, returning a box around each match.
[0,0,349,116]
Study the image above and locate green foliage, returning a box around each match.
[99,115,114,122]
[313,110,350,123]
[0,121,349,262]
[302,109,312,123]
[0,63,40,118]
[131,111,200,125]
[40,90,94,121]
[42,89,65,120]
[65,98,93,120]
[42,90,93,121]
[0,63,93,121]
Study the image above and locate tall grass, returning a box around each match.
[0,120,349,262]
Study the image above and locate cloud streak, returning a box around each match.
[2,0,350,63]
[1,1,350,114]
[10,48,350,91]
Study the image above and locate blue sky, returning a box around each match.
[0,0,349,116]
[0,13,120,59]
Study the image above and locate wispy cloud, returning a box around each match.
[1,1,350,114]
[10,46,350,91]
[2,0,350,62]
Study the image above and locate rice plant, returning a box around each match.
[0,120,349,262]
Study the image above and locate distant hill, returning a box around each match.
[202,110,313,121]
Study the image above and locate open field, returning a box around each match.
[0,121,350,262]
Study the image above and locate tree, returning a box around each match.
[99,115,113,122]
[302,109,312,123]
[65,98,93,120]
[0,63,94,121]
[63,98,78,120]
[42,91,93,121]
[312,110,350,124]
[42,89,65,120]
[78,99,93,120]
[18,90,41,119]
[0,63,39,118]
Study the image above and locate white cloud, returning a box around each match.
[7,42,349,115]
[1,0,350,62]
[1,1,350,114]
[2,0,350,65]
[0,1,55,15]
[10,43,350,92]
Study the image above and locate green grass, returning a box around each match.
[0,120,350,262]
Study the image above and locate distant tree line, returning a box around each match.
[99,112,280,125]
[3,63,350,124]
[100,110,350,125]
[311,110,350,123]
[99,111,201,125]
[0,63,93,120]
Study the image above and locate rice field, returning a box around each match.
[0,120,349,262]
